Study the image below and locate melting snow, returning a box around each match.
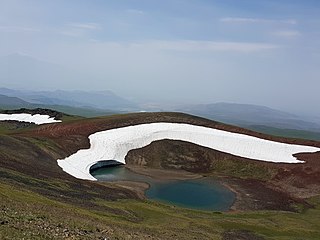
[57,123,320,180]
[0,113,61,125]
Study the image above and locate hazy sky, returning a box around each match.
[1,0,320,115]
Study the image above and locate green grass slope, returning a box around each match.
[1,178,320,240]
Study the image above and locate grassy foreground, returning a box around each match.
[1,180,320,240]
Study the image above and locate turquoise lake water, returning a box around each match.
[91,165,235,211]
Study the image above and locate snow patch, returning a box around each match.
[0,113,61,125]
[57,123,320,181]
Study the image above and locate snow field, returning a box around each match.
[0,113,61,125]
[57,123,320,180]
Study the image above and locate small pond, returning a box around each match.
[91,165,235,211]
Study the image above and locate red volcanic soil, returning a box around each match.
[4,112,320,211]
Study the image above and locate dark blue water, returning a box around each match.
[91,166,235,211]
[146,179,235,211]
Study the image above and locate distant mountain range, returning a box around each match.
[0,53,138,111]
[1,89,320,140]
[1,89,320,136]
[0,88,137,111]
[176,102,320,134]
[0,93,119,117]
[0,94,31,107]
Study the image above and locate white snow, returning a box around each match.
[0,113,61,125]
[57,122,320,181]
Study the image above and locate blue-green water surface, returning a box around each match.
[91,166,235,211]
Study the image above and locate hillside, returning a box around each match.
[0,94,31,108]
[0,111,320,239]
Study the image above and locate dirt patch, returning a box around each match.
[111,180,150,199]
[222,177,308,212]
[0,120,34,130]
[126,165,202,181]
[223,230,265,240]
